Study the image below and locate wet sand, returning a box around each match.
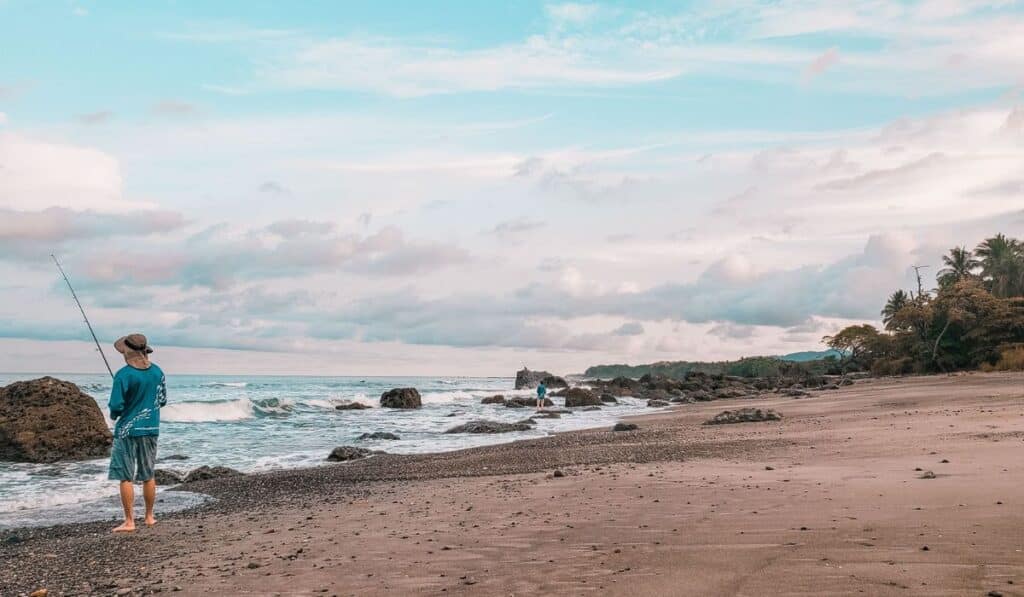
[4,373,1024,596]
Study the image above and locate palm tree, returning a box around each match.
[937,246,980,289]
[881,289,910,330]
[975,234,1023,298]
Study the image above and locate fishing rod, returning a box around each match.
[51,254,114,378]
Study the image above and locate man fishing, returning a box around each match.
[107,333,167,533]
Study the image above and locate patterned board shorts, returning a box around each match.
[108,436,159,482]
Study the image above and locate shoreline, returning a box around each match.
[4,372,1024,595]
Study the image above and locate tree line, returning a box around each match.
[824,234,1024,375]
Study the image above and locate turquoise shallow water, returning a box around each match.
[0,373,655,528]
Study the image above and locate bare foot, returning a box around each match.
[145,516,157,527]
[113,521,136,533]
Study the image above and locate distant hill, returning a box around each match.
[780,349,842,362]
[584,351,839,379]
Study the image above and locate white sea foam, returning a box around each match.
[162,399,256,422]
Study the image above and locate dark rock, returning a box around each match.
[480,395,506,405]
[379,388,422,409]
[609,377,641,392]
[670,396,694,404]
[533,411,561,419]
[919,470,937,479]
[183,465,244,483]
[506,396,553,408]
[783,389,810,398]
[599,393,618,403]
[358,432,400,441]
[562,388,602,408]
[644,389,673,402]
[515,368,556,390]
[704,408,782,425]
[647,399,670,407]
[326,446,374,462]
[335,402,372,410]
[0,377,112,463]
[159,454,189,461]
[154,469,184,486]
[613,423,638,432]
[581,406,602,411]
[540,375,568,389]
[552,469,565,478]
[444,420,535,434]
[690,390,714,402]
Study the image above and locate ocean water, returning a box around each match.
[0,373,656,528]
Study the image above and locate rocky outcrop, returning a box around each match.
[336,402,372,410]
[515,368,555,390]
[183,465,244,483]
[0,377,112,463]
[599,393,618,404]
[154,469,184,485]
[561,388,602,408]
[445,419,536,434]
[506,396,553,408]
[380,388,422,409]
[358,432,400,440]
[647,399,670,407]
[481,395,506,405]
[704,408,782,425]
[540,375,568,389]
[326,446,374,461]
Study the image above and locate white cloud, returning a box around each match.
[546,3,601,25]
[0,133,145,212]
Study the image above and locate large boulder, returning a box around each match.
[704,408,782,425]
[326,446,374,461]
[445,419,535,434]
[0,377,112,463]
[380,388,422,409]
[562,388,602,408]
[481,395,506,405]
[183,465,244,483]
[540,375,568,389]
[515,368,555,390]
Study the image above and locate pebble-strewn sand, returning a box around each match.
[4,372,1024,596]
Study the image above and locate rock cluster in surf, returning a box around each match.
[514,368,567,390]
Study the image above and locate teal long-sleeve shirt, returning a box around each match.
[109,364,167,439]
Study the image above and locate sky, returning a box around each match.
[1,0,1024,376]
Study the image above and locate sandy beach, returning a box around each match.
[4,372,1024,596]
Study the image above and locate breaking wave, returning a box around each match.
[162,398,292,422]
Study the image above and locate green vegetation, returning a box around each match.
[825,234,1024,375]
[584,354,838,380]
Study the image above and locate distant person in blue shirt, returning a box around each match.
[536,381,547,411]
[108,333,167,533]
